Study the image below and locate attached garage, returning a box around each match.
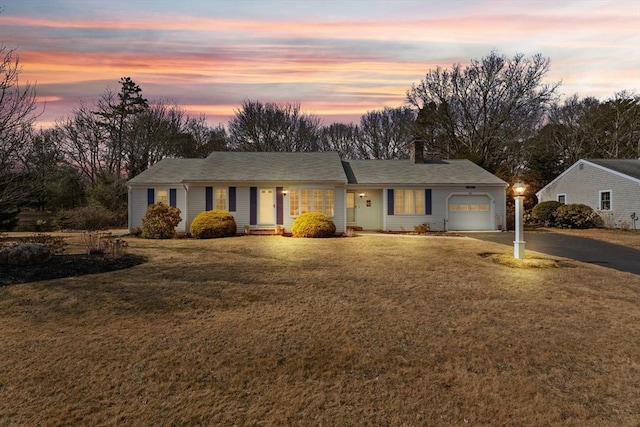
[447,194,493,231]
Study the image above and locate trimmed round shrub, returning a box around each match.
[141,203,182,239]
[532,201,563,226]
[190,210,237,239]
[291,212,336,238]
[552,204,604,229]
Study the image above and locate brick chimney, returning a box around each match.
[410,137,425,163]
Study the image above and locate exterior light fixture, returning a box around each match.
[359,192,366,199]
[282,189,288,196]
[512,181,527,259]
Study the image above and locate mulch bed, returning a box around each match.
[0,254,147,287]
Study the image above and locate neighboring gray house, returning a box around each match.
[127,141,508,234]
[536,159,640,229]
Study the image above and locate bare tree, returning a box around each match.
[228,100,321,152]
[357,106,416,159]
[407,51,559,173]
[319,123,361,159]
[0,44,39,210]
[180,116,228,157]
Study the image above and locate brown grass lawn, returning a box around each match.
[1,232,639,425]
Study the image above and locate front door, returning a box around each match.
[346,191,356,223]
[259,188,275,225]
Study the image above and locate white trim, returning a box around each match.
[598,189,612,211]
[557,193,567,204]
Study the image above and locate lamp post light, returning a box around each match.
[513,181,527,260]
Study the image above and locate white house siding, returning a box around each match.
[282,185,346,234]
[234,186,251,232]
[128,187,148,231]
[185,185,345,235]
[537,162,640,228]
[185,186,205,233]
[128,185,188,232]
[382,186,506,232]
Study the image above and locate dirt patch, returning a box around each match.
[479,252,576,269]
[0,254,147,286]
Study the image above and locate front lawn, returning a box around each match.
[0,233,638,425]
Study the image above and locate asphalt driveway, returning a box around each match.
[460,230,640,275]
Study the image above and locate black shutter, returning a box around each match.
[425,189,432,215]
[229,187,236,212]
[147,189,154,205]
[387,189,394,215]
[250,187,257,225]
[169,188,177,207]
[205,187,213,211]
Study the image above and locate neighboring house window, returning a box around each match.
[599,190,612,211]
[215,188,227,210]
[394,189,425,215]
[156,190,168,205]
[289,189,334,216]
[558,194,566,204]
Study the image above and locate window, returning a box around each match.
[599,190,611,211]
[301,189,311,213]
[558,194,566,204]
[156,190,168,205]
[290,189,300,216]
[313,189,323,213]
[324,189,334,216]
[394,189,425,215]
[215,188,227,210]
[289,188,334,216]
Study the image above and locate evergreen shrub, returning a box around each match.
[190,210,237,239]
[291,212,336,238]
[553,204,604,229]
[532,201,563,226]
[141,203,182,239]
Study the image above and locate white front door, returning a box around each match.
[259,188,275,225]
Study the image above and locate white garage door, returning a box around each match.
[448,195,492,231]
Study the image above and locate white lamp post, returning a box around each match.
[513,182,527,260]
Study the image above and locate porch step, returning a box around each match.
[244,227,284,236]
[347,226,363,231]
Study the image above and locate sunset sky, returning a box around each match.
[1,0,639,128]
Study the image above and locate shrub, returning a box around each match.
[66,206,121,231]
[291,212,336,238]
[141,203,182,239]
[83,231,128,259]
[532,201,563,226]
[553,204,604,229]
[190,210,237,239]
[414,224,429,234]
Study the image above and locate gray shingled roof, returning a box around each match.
[127,152,348,184]
[586,159,640,181]
[343,159,507,185]
[128,152,506,186]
